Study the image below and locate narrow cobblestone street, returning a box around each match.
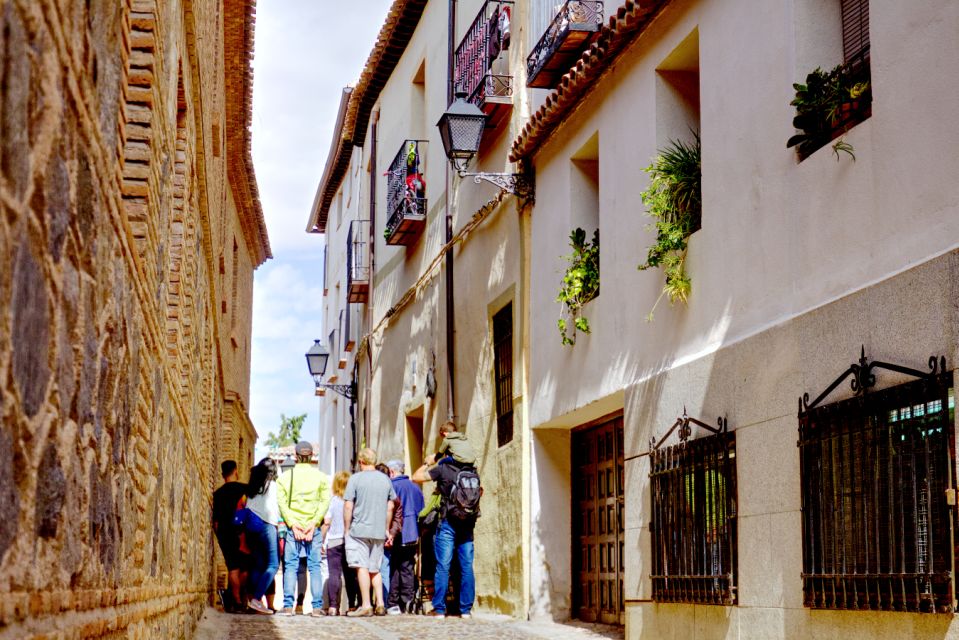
[194,609,624,640]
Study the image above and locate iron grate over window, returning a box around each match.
[492,303,513,447]
[650,415,737,605]
[799,360,956,613]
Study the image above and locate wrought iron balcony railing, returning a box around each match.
[453,0,513,127]
[385,140,427,247]
[346,219,370,303]
[527,1,603,89]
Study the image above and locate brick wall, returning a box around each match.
[0,0,268,637]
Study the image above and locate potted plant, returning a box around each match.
[638,133,701,321]
[787,62,871,160]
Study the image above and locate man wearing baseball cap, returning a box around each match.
[276,441,331,616]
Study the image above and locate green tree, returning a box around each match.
[264,413,307,450]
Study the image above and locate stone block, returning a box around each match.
[737,511,803,609]
[735,415,801,518]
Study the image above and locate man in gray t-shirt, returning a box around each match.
[344,448,396,617]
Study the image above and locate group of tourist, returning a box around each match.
[211,422,481,619]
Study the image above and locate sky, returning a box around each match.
[249,0,393,450]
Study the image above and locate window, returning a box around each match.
[799,372,955,613]
[492,303,513,447]
[841,0,869,63]
[650,421,737,605]
[570,132,599,238]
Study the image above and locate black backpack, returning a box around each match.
[446,467,482,521]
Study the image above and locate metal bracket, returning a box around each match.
[316,383,356,401]
[459,170,535,203]
[798,345,947,416]
[649,407,728,452]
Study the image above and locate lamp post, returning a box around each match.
[436,91,534,201]
[305,339,355,400]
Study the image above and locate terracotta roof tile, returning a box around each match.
[509,0,671,162]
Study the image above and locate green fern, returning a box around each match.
[638,133,701,320]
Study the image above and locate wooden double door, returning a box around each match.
[572,415,625,624]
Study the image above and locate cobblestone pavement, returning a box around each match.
[194,608,624,640]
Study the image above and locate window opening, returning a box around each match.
[649,411,737,605]
[798,348,954,613]
[492,302,514,447]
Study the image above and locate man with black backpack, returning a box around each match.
[412,423,482,619]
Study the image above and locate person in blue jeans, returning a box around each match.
[412,457,476,619]
[276,441,332,616]
[243,458,280,615]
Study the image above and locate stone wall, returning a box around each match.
[0,0,267,637]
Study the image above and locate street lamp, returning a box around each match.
[305,339,355,400]
[436,91,534,201]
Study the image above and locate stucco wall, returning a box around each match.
[339,0,531,617]
[527,0,959,431]
[622,249,959,639]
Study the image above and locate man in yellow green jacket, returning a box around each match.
[276,441,332,616]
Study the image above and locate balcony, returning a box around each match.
[527,1,603,89]
[453,0,514,128]
[385,140,427,247]
[346,220,370,303]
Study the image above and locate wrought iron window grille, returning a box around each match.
[799,345,947,415]
[649,410,737,606]
[798,347,955,613]
[527,0,603,89]
[453,1,514,120]
[385,140,428,246]
[346,219,370,303]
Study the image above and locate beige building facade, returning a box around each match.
[308,0,535,617]
[0,0,270,637]
[310,0,959,636]
[512,0,959,638]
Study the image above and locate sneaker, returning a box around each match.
[310,609,327,618]
[461,613,472,619]
[247,600,273,615]
[427,611,446,619]
[279,607,295,616]
[347,607,373,617]
[374,606,387,616]
[386,606,402,616]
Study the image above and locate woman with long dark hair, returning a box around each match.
[244,457,280,614]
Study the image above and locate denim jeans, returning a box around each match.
[381,547,391,603]
[245,512,279,600]
[282,530,324,610]
[432,519,474,614]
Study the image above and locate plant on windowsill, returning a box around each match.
[638,133,701,322]
[557,227,599,346]
[787,62,871,161]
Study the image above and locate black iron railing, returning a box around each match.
[346,220,370,303]
[649,413,737,605]
[527,1,603,88]
[385,140,427,246]
[798,350,956,613]
[453,1,513,109]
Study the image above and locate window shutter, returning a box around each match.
[840,0,869,62]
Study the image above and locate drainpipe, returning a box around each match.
[363,109,379,463]
[445,0,457,422]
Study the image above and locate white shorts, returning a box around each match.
[345,534,385,572]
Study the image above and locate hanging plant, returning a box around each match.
[557,227,599,346]
[638,133,701,321]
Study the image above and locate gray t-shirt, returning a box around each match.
[344,470,397,540]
